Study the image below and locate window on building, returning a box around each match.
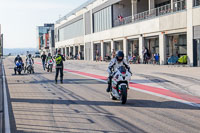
[93,6,112,33]
[58,19,84,42]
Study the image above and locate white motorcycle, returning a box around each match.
[110,66,132,104]
[46,59,54,72]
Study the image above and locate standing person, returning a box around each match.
[55,50,65,84]
[79,51,82,60]
[41,51,47,70]
[112,49,116,59]
[25,54,34,73]
[96,50,99,62]
[143,47,148,64]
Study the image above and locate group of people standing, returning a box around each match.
[41,50,65,84]
[67,51,83,60]
[95,49,116,62]
[14,54,34,71]
[142,47,159,64]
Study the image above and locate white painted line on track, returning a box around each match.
[2,62,11,133]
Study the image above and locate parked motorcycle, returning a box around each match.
[109,66,131,104]
[14,61,23,75]
[46,59,54,72]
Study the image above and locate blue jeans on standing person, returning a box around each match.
[42,60,46,70]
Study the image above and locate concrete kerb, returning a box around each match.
[1,59,11,133]
[0,58,3,133]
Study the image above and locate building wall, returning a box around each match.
[59,19,84,41]
[55,0,200,66]
[159,11,187,31]
[193,7,200,26]
[85,42,92,60]
[84,11,186,43]
[85,11,91,35]
[55,36,84,48]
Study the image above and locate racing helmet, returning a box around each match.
[116,51,124,62]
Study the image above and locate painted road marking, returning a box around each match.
[2,62,11,133]
[35,62,200,108]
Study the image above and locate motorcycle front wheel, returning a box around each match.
[50,66,52,72]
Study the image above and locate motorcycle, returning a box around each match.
[46,59,54,72]
[109,66,131,104]
[14,61,23,75]
[25,59,34,74]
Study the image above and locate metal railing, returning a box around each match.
[114,0,186,27]
[114,16,132,27]
[173,0,186,12]
[194,0,200,7]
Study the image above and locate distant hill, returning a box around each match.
[3,48,38,56]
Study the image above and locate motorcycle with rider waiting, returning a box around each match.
[46,53,54,72]
[107,51,132,104]
[14,55,24,75]
[24,54,34,74]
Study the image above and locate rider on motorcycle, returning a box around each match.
[25,54,34,67]
[14,55,23,64]
[46,53,54,69]
[106,51,132,92]
[14,55,24,74]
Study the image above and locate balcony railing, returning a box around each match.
[114,0,186,27]
[194,0,200,7]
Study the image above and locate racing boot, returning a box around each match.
[106,76,112,92]
[60,77,63,84]
[106,84,111,92]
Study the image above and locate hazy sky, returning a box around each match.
[0,0,87,48]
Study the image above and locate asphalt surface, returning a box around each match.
[62,60,200,98]
[3,57,200,133]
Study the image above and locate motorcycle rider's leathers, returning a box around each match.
[107,58,132,92]
[26,57,34,66]
[46,56,54,70]
[14,56,23,64]
[46,56,53,64]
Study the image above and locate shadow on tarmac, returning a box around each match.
[8,79,106,85]
[11,98,199,110]
[131,79,170,84]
